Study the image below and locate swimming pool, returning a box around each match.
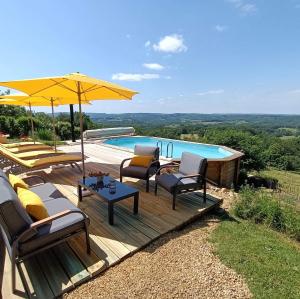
[104,136,233,159]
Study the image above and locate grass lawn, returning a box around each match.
[210,218,300,299]
[260,169,300,201]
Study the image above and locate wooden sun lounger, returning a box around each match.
[15,150,65,160]
[0,146,82,174]
[0,141,43,148]
[4,144,52,153]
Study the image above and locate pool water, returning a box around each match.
[104,136,233,159]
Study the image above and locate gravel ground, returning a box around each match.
[65,193,252,299]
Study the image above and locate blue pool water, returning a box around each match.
[104,136,233,159]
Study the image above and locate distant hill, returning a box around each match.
[87,113,300,128]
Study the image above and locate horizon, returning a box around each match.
[1,1,300,114]
[53,112,300,116]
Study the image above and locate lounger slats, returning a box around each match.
[0,145,82,170]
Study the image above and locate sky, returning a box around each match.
[0,0,300,114]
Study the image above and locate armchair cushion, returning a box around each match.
[121,165,150,179]
[129,155,153,168]
[155,173,197,193]
[19,197,87,256]
[30,182,65,202]
[134,145,159,160]
[179,152,207,177]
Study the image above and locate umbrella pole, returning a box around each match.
[51,98,57,152]
[29,102,35,144]
[69,104,76,142]
[77,82,86,180]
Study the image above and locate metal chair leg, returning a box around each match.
[85,224,91,255]
[146,179,149,192]
[154,183,158,195]
[11,259,16,293]
[203,180,207,203]
[172,193,176,210]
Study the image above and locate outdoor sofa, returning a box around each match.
[155,152,208,209]
[120,145,160,192]
[0,169,90,294]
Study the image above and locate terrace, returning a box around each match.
[2,143,222,299]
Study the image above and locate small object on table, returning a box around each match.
[78,175,139,225]
[109,178,116,194]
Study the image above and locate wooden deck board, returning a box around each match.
[3,143,222,298]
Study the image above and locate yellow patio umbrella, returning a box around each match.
[0,94,90,151]
[0,73,138,178]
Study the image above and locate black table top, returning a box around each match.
[79,176,138,202]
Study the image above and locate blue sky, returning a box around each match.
[0,0,300,114]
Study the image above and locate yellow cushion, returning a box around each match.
[9,174,28,191]
[17,187,49,220]
[8,144,50,153]
[129,155,153,168]
[32,154,82,167]
[2,141,42,148]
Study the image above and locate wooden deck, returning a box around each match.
[2,143,222,299]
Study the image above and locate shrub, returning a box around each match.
[17,116,32,135]
[56,121,72,140]
[37,129,53,141]
[0,116,10,134]
[234,186,300,240]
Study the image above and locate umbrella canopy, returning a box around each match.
[0,73,137,100]
[0,73,138,179]
[0,94,90,105]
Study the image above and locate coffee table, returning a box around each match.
[78,176,139,225]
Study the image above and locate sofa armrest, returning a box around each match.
[155,162,180,175]
[31,209,88,229]
[14,209,88,245]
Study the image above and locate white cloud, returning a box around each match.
[143,63,165,70]
[214,25,227,32]
[144,40,151,48]
[227,0,257,15]
[153,34,187,53]
[112,73,160,82]
[197,89,224,96]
